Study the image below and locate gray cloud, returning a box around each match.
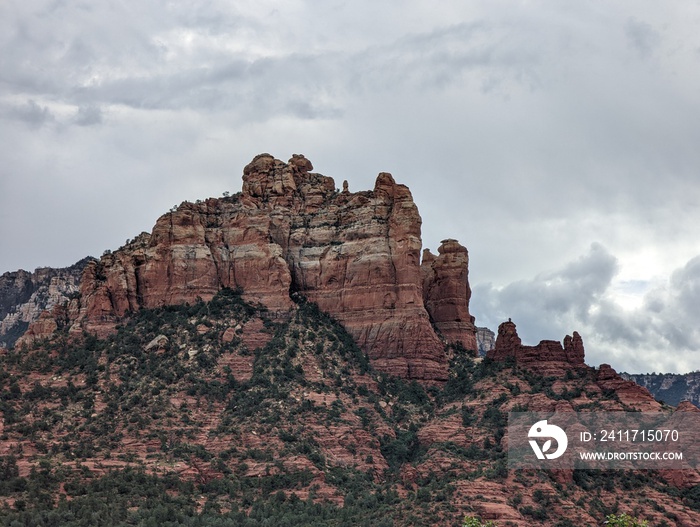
[625,18,661,59]
[73,105,102,126]
[4,99,54,127]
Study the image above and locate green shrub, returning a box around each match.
[603,513,649,527]
[463,516,497,527]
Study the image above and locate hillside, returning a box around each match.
[1,289,699,526]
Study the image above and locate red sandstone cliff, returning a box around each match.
[421,240,477,352]
[53,153,483,381]
[595,363,661,411]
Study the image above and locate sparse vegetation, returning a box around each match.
[0,289,696,526]
[463,515,497,527]
[604,513,649,526]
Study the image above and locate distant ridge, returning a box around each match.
[0,257,93,348]
[622,371,700,407]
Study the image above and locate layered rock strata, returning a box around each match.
[0,259,91,347]
[485,320,666,409]
[58,153,480,381]
[595,364,660,411]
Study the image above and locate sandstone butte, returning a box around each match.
[486,319,586,374]
[486,319,660,410]
[21,154,480,381]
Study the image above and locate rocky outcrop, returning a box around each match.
[486,319,586,374]
[595,364,661,411]
[676,400,700,412]
[0,259,91,347]
[54,154,475,381]
[476,327,495,357]
[563,331,585,364]
[487,319,520,361]
[484,320,671,410]
[421,240,477,352]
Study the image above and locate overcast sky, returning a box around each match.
[2,1,700,375]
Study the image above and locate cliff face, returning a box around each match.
[4,157,700,526]
[60,154,478,381]
[476,326,495,357]
[421,239,477,352]
[0,259,91,347]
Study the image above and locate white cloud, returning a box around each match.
[472,243,618,341]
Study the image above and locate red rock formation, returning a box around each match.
[595,364,662,411]
[486,319,586,375]
[676,400,700,412]
[661,400,700,487]
[275,165,447,380]
[15,310,58,347]
[421,239,477,352]
[563,331,585,363]
[65,154,463,381]
[486,319,521,362]
[487,321,672,411]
